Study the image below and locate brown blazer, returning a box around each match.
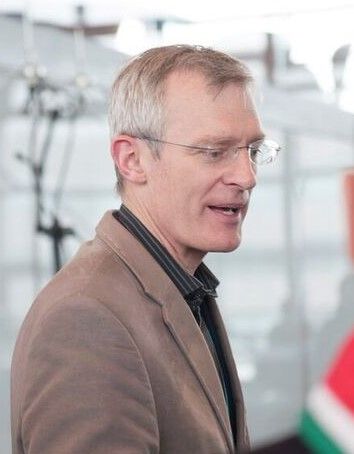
[11,211,249,453]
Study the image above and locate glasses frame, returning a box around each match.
[136,136,280,165]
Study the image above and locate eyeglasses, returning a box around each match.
[136,136,280,166]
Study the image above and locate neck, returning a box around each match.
[122,199,204,275]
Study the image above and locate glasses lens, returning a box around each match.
[249,139,281,165]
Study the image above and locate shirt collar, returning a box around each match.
[113,204,218,311]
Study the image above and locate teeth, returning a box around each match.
[223,207,234,212]
[210,205,240,214]
[220,207,237,213]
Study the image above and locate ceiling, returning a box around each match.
[1,0,354,25]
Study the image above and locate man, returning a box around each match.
[11,45,280,453]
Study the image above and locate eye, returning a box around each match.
[202,148,227,161]
[249,147,259,162]
[249,140,268,164]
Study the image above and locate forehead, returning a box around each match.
[164,70,255,107]
[163,70,261,139]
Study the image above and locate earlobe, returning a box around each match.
[111,135,147,185]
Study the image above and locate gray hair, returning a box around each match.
[108,44,253,192]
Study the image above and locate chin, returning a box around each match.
[205,234,242,253]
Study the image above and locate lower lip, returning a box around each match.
[208,207,243,223]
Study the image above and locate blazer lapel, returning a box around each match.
[161,288,234,453]
[208,297,250,452]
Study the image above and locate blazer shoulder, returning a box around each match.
[11,294,160,454]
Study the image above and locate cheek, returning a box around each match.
[152,160,217,216]
[172,182,203,216]
[161,169,197,205]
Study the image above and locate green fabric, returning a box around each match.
[299,410,343,454]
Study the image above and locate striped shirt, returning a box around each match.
[113,205,235,440]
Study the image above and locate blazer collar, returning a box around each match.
[96,210,235,452]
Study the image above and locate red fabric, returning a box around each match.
[325,329,354,414]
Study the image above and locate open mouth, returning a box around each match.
[209,206,240,215]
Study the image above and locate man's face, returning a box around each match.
[139,71,263,268]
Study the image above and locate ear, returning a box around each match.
[110,135,147,185]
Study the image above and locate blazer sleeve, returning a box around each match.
[19,296,160,454]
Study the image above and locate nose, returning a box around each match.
[222,148,257,190]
